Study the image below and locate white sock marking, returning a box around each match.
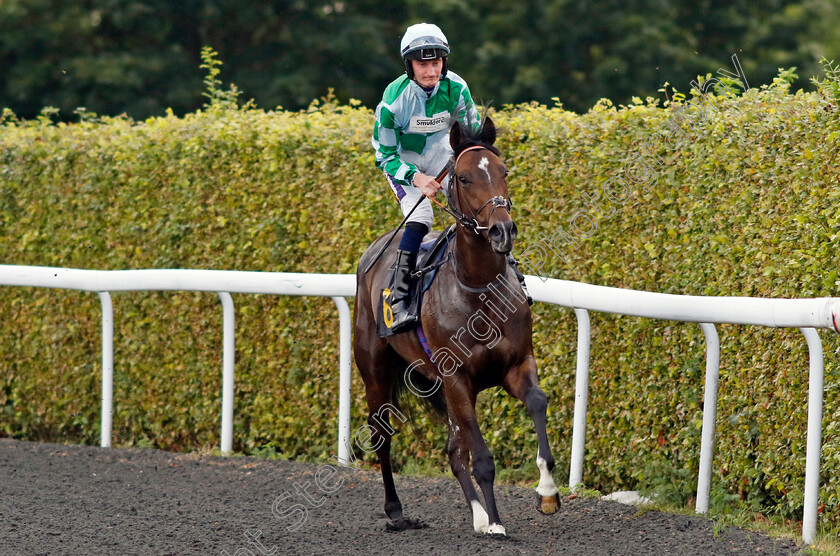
[471,500,489,533]
[536,456,559,497]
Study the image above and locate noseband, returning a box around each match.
[446,145,513,234]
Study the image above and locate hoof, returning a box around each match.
[386,517,428,532]
[486,523,507,536]
[536,491,561,515]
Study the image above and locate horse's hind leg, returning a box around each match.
[503,356,561,514]
[360,353,405,521]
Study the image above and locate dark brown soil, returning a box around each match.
[0,438,804,555]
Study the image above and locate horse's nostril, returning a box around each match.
[489,222,515,241]
[488,224,504,241]
[487,221,516,254]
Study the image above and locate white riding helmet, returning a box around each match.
[400,23,450,79]
[400,23,450,59]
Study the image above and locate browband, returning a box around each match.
[454,145,487,167]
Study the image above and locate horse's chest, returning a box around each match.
[423,299,526,371]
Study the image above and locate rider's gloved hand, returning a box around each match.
[413,172,441,198]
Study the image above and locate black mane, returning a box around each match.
[451,116,501,159]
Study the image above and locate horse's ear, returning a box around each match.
[479,116,496,146]
[450,121,464,151]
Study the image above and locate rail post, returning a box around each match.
[568,308,591,492]
[800,327,824,545]
[695,322,720,514]
[332,297,353,464]
[218,292,235,454]
[98,292,114,448]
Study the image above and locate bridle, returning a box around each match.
[363,144,514,276]
[439,145,517,293]
[439,145,513,234]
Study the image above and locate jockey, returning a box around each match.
[372,23,531,334]
[372,22,479,333]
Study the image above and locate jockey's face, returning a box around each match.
[411,58,444,88]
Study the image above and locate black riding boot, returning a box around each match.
[506,253,533,306]
[388,249,420,333]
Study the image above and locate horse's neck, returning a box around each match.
[451,227,507,289]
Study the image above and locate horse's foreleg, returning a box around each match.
[503,357,561,514]
[526,384,562,514]
[446,417,491,533]
[446,384,506,535]
[467,422,506,534]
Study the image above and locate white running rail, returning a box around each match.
[526,277,840,545]
[1,264,837,544]
[0,266,356,464]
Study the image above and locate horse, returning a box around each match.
[353,116,560,535]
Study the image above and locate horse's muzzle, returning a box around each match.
[488,220,517,254]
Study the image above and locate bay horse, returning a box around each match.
[353,117,560,535]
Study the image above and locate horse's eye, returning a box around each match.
[458,174,469,184]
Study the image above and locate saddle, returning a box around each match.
[376,224,456,338]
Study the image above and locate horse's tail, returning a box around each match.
[392,363,448,425]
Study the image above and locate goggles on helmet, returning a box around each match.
[405,48,448,62]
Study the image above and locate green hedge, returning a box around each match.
[1,75,839,525]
